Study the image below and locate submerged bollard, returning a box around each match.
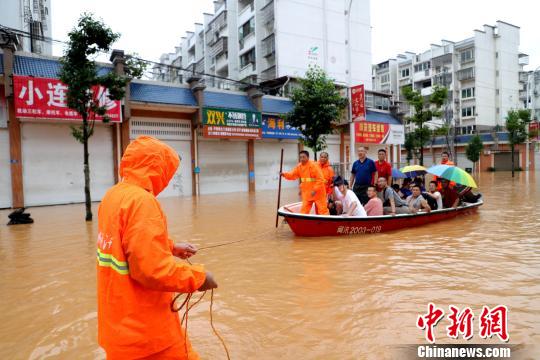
[7,208,34,225]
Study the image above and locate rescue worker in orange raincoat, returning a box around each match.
[281,150,329,215]
[317,151,335,196]
[97,136,217,360]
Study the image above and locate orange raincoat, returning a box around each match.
[283,160,329,214]
[318,160,335,196]
[97,136,206,360]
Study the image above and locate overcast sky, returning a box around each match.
[51,0,539,70]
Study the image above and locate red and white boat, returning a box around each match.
[277,200,483,237]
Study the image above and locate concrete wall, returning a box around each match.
[0,128,11,208]
[274,0,372,88]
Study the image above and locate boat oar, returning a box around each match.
[275,148,284,228]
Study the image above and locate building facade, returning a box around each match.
[0,0,52,55]
[372,21,530,135]
[154,0,372,90]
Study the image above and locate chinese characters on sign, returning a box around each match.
[354,121,405,145]
[13,75,122,122]
[351,84,365,121]
[202,107,262,139]
[417,303,509,343]
[262,115,302,139]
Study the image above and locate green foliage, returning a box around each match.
[505,109,531,177]
[505,109,531,146]
[465,135,483,163]
[125,53,148,79]
[404,127,431,162]
[401,85,449,165]
[285,66,348,155]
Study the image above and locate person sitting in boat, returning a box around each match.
[281,150,329,215]
[454,184,482,203]
[328,175,345,215]
[422,181,443,210]
[440,179,460,209]
[336,179,367,217]
[364,186,383,216]
[377,177,410,215]
[413,176,426,192]
[406,185,431,213]
[400,178,413,199]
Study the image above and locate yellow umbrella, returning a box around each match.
[400,165,427,177]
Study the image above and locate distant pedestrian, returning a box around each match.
[350,147,377,205]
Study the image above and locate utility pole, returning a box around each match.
[345,0,354,171]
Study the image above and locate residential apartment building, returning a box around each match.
[155,0,372,91]
[0,0,52,55]
[372,21,530,135]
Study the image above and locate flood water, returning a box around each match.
[1,172,539,359]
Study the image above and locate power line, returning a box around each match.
[0,24,262,89]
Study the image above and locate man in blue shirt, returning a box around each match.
[350,146,378,205]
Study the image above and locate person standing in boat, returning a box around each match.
[375,149,392,189]
[350,147,378,205]
[318,152,335,197]
[281,150,329,215]
[435,151,456,190]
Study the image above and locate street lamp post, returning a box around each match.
[345,0,354,171]
[525,66,540,171]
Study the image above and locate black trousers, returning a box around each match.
[353,184,369,205]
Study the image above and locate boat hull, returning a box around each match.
[278,201,482,237]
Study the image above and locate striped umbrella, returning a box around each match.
[427,164,478,188]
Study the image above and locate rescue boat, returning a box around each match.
[277,199,483,237]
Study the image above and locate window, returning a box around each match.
[495,52,499,58]
[400,68,410,78]
[414,62,430,73]
[496,70,499,77]
[461,106,475,117]
[381,74,390,84]
[240,48,256,68]
[496,89,500,95]
[461,87,475,99]
[239,17,255,40]
[460,49,474,63]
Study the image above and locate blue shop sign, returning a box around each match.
[261,115,302,139]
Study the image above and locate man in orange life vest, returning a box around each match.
[435,150,456,189]
[281,150,330,215]
[318,152,335,197]
[97,136,218,360]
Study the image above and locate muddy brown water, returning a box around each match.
[0,172,539,359]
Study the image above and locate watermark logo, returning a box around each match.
[416,303,509,343]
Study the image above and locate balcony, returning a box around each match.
[239,62,256,80]
[519,90,527,101]
[206,10,227,38]
[239,31,255,51]
[457,67,475,81]
[209,37,228,58]
[262,34,275,57]
[261,65,276,81]
[215,52,228,72]
[238,1,255,25]
[432,73,452,87]
[519,71,529,83]
[260,0,274,26]
[195,59,205,74]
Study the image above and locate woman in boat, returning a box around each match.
[336,179,367,217]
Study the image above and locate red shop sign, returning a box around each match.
[355,121,390,144]
[13,75,122,122]
[351,84,365,121]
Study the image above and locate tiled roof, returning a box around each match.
[204,91,257,111]
[366,110,402,125]
[13,55,111,78]
[262,97,293,114]
[130,82,197,106]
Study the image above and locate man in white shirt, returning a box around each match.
[337,180,367,217]
[424,180,443,210]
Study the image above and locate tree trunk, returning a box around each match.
[419,145,424,166]
[83,115,92,221]
[511,144,515,178]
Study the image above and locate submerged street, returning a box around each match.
[0,172,539,359]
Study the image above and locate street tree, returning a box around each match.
[402,85,448,165]
[59,14,145,221]
[505,109,531,177]
[465,134,483,173]
[285,66,348,160]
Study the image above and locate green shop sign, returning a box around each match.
[203,107,262,128]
